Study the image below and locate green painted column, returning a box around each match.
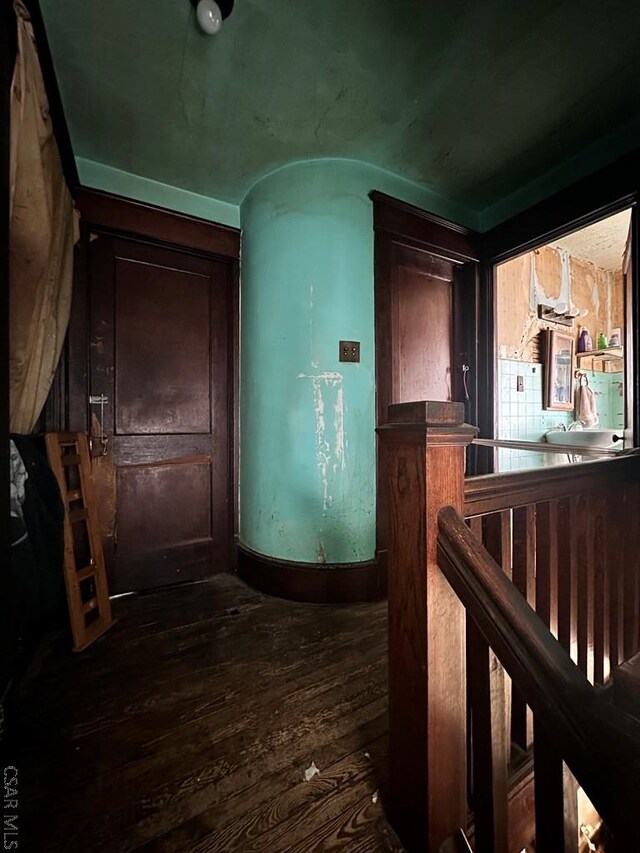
[240,158,453,564]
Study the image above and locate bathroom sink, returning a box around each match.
[545,428,623,449]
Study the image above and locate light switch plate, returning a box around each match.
[339,341,360,363]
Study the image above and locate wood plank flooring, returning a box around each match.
[17,575,404,852]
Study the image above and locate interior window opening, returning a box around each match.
[494,207,633,473]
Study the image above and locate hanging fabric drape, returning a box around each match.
[9,0,79,434]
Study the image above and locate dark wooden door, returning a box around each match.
[88,235,232,593]
[372,194,480,564]
[390,243,455,404]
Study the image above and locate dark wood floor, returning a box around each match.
[18,575,404,852]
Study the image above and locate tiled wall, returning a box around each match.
[586,371,624,429]
[496,359,624,472]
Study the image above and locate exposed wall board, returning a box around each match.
[496,246,624,363]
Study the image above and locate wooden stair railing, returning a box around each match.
[462,455,640,852]
[465,456,640,682]
[437,505,640,849]
[380,401,640,852]
[378,401,477,852]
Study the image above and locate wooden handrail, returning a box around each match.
[464,454,640,517]
[437,504,640,841]
[381,400,640,849]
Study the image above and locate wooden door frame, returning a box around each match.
[480,152,640,461]
[48,188,241,552]
[370,191,480,564]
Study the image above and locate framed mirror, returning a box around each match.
[544,329,575,410]
[544,329,575,412]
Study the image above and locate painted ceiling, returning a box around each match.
[41,0,640,226]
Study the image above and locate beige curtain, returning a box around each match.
[9,0,79,434]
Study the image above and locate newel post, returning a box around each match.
[377,401,477,851]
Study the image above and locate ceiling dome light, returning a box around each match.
[196,0,222,34]
[191,0,235,34]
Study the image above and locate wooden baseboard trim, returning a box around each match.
[236,544,387,603]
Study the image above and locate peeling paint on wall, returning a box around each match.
[333,386,345,474]
[498,245,624,363]
[528,252,539,313]
[588,273,600,313]
[528,249,571,315]
[558,248,571,308]
[606,271,613,340]
[297,371,346,511]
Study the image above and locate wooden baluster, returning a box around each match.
[467,619,509,853]
[484,511,512,579]
[608,484,625,670]
[534,498,579,851]
[512,506,535,607]
[575,493,594,682]
[533,719,579,852]
[557,496,578,664]
[468,516,483,539]
[592,492,607,685]
[378,401,476,851]
[535,500,559,640]
[467,515,482,810]
[512,505,535,752]
[476,510,512,853]
[583,492,597,685]
[623,481,640,660]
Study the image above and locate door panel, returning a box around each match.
[394,263,453,402]
[116,456,212,554]
[114,258,212,434]
[88,235,231,593]
[391,244,454,404]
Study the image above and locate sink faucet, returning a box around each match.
[568,421,584,431]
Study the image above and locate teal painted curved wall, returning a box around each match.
[240,159,448,564]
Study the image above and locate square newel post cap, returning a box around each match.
[377,400,477,445]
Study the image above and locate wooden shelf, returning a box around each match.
[576,346,623,361]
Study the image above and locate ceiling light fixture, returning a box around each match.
[190,0,234,35]
[537,303,588,327]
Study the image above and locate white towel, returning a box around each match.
[575,377,598,428]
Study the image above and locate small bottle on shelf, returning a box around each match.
[578,328,592,352]
[597,332,608,349]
